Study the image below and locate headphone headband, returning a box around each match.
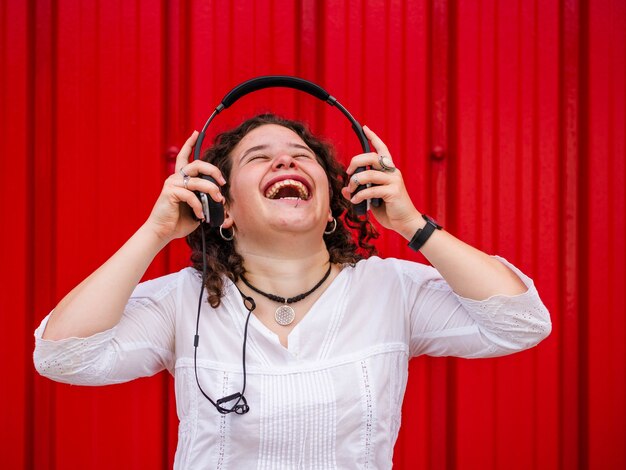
[194,75,379,216]
[221,75,332,107]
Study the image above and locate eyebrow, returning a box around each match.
[239,143,314,163]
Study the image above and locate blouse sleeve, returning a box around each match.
[403,256,552,358]
[33,271,180,386]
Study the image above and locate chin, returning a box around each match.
[265,212,323,233]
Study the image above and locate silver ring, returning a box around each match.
[183,175,191,190]
[378,155,396,172]
[352,175,361,187]
[179,167,189,178]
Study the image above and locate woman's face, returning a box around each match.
[224,124,333,241]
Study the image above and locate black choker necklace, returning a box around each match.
[240,264,333,326]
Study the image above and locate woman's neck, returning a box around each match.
[235,238,333,296]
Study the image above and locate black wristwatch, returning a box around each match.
[407,214,443,252]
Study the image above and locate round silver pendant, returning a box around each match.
[275,305,295,326]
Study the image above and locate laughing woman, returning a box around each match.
[33,114,551,469]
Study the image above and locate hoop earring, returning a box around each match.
[219,225,235,241]
[324,218,337,235]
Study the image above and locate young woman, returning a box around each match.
[34,114,551,469]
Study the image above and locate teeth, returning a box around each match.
[264,179,310,200]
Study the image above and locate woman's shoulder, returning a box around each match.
[132,267,201,298]
[350,255,441,284]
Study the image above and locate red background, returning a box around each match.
[1,0,624,468]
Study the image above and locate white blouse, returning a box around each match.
[33,256,551,469]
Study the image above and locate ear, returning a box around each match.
[327,209,334,223]
[221,203,235,229]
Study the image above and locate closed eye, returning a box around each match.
[246,154,270,163]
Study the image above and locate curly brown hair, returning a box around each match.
[186,113,378,307]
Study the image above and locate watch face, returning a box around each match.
[423,214,443,230]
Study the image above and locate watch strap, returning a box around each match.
[407,215,441,252]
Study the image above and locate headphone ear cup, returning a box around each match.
[205,194,224,227]
[195,175,225,227]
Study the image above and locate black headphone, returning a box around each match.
[191,75,382,226]
[191,76,380,414]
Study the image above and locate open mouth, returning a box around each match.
[264,178,311,201]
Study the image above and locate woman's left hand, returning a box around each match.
[341,126,422,239]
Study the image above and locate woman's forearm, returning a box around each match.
[399,217,528,301]
[41,223,169,341]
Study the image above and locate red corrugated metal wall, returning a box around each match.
[1,0,624,468]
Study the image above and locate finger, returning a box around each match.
[345,152,379,175]
[349,184,401,204]
[175,131,199,174]
[183,177,225,203]
[167,172,225,203]
[345,152,397,175]
[341,186,352,200]
[346,169,395,192]
[170,186,205,221]
[179,160,227,186]
[363,125,390,156]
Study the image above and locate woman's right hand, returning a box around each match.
[144,131,227,242]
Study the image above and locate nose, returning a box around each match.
[272,154,298,170]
